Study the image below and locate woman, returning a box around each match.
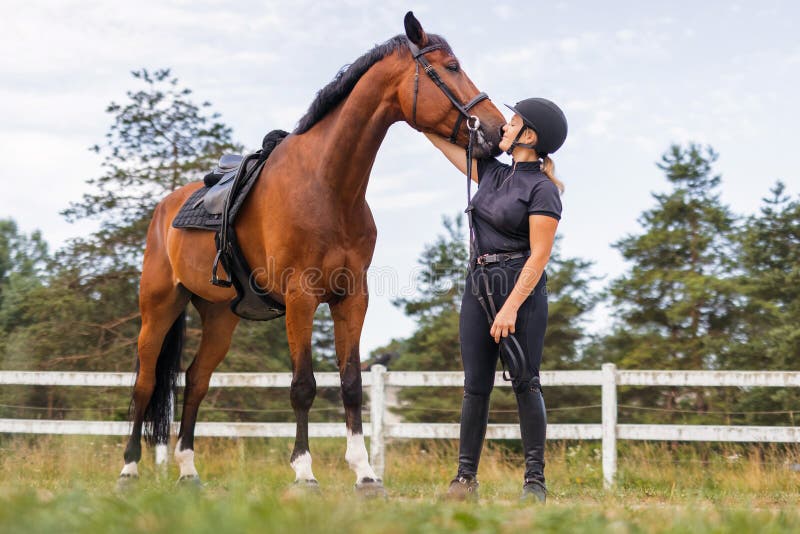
[424,97,567,503]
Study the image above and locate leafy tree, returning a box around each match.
[0,219,50,357]
[0,220,48,285]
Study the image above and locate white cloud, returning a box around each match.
[615,29,635,42]
[492,5,512,20]
[586,110,615,137]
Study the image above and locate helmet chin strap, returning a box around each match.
[504,126,538,157]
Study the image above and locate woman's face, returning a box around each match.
[498,114,536,153]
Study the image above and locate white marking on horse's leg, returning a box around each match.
[290,451,317,482]
[345,430,378,483]
[174,444,199,478]
[119,461,139,477]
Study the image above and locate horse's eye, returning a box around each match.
[446,63,460,72]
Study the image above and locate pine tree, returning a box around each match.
[0,71,280,422]
[61,68,239,274]
[59,67,241,337]
[0,71,343,425]
[596,143,738,420]
[726,181,800,425]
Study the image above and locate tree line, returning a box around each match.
[1,70,797,428]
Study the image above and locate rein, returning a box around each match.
[407,38,533,391]
[464,129,532,390]
[465,109,533,393]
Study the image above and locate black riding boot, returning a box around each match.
[516,381,547,501]
[456,392,490,478]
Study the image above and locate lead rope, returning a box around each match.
[464,122,531,387]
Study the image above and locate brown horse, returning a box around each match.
[118,12,504,492]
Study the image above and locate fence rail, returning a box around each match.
[1,364,798,487]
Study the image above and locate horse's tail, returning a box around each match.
[136,310,185,446]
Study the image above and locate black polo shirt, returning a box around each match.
[468,158,562,257]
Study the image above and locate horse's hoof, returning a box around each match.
[354,478,387,499]
[115,474,139,493]
[177,474,203,489]
[283,479,321,499]
[294,479,322,492]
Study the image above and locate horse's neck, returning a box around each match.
[309,62,401,207]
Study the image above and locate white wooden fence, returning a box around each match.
[1,363,799,487]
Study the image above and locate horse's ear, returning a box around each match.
[404,11,428,48]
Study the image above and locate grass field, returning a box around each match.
[1,435,799,533]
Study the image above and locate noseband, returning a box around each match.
[407,39,488,143]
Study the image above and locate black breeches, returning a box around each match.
[459,260,548,396]
[456,259,549,480]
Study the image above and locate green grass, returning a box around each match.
[1,436,799,533]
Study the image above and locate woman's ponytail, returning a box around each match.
[541,155,564,194]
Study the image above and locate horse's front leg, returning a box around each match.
[285,287,320,489]
[329,285,384,496]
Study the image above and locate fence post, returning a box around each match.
[154,390,174,467]
[601,363,617,489]
[370,364,386,479]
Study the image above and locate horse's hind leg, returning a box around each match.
[174,297,239,484]
[120,284,190,482]
[329,289,383,495]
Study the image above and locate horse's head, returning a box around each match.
[398,12,505,158]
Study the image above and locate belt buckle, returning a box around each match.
[477,253,497,265]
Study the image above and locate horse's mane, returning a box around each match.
[294,33,452,134]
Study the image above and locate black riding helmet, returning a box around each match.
[503,98,568,157]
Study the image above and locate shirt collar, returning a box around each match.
[513,160,541,172]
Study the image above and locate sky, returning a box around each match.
[1,0,798,359]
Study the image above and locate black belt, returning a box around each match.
[475,250,531,266]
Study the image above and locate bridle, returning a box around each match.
[406,38,484,267]
[406,38,483,296]
[406,39,488,144]
[406,37,484,254]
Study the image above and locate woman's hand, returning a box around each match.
[490,305,518,343]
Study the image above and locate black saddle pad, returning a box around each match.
[171,186,222,230]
